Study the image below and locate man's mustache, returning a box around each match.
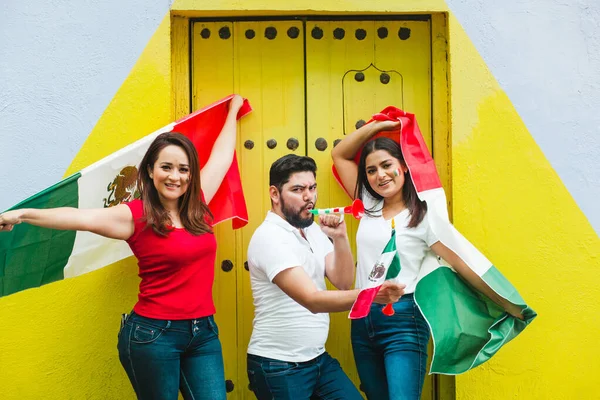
[301,202,314,211]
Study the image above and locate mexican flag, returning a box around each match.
[0,95,252,297]
[349,222,401,319]
[335,106,537,375]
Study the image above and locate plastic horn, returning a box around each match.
[309,199,365,219]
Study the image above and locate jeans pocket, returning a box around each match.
[392,311,415,318]
[131,320,165,344]
[391,300,416,318]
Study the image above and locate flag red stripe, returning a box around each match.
[172,95,252,229]
[349,285,382,319]
[332,106,442,197]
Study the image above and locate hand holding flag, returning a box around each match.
[0,211,20,232]
[349,218,402,319]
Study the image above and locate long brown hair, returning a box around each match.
[136,132,213,236]
[356,137,427,228]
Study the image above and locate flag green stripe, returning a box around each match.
[415,266,500,373]
[4,173,81,212]
[383,230,400,279]
[382,229,396,253]
[385,252,401,280]
[0,173,80,296]
[481,265,526,306]
[414,266,536,374]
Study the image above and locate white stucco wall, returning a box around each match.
[0,0,170,211]
[447,0,600,235]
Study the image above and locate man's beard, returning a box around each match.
[281,195,314,229]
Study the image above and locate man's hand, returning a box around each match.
[373,281,405,304]
[318,214,347,240]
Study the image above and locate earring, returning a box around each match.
[149,174,153,179]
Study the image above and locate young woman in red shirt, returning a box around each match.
[0,95,245,400]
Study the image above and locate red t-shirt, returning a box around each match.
[125,199,217,319]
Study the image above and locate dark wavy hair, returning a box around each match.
[136,132,213,236]
[356,137,426,228]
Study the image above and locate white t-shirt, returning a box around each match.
[356,193,439,294]
[247,211,333,362]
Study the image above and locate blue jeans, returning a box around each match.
[117,311,226,400]
[351,294,430,400]
[247,352,362,400]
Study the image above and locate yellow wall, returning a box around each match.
[447,13,600,399]
[1,1,598,399]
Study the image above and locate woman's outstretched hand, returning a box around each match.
[0,210,22,232]
[505,303,525,320]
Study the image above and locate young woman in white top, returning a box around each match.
[332,120,523,400]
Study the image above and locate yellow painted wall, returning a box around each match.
[447,13,600,399]
[1,1,598,399]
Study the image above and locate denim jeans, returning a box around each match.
[117,311,226,400]
[351,294,430,400]
[247,352,362,400]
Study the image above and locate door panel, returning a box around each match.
[306,20,434,400]
[191,21,239,394]
[193,20,306,398]
[234,20,306,399]
[374,20,432,146]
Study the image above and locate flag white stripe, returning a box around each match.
[361,251,397,289]
[420,188,493,277]
[64,123,175,278]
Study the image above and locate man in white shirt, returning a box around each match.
[246,154,404,400]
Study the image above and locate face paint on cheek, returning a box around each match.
[393,169,400,177]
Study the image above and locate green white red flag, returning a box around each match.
[349,222,400,319]
[0,95,251,297]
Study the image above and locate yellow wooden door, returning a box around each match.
[191,18,435,400]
